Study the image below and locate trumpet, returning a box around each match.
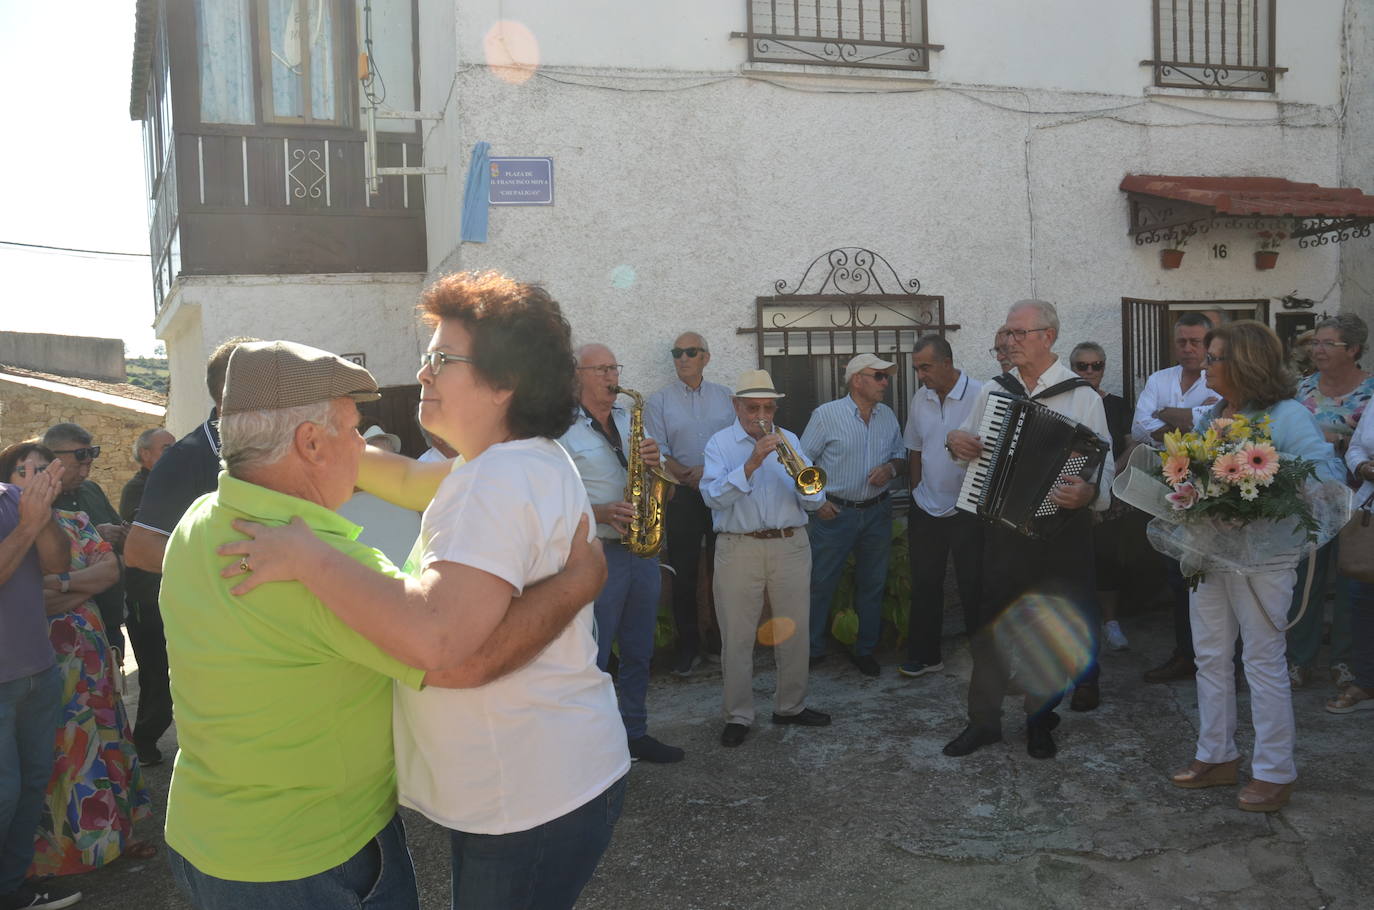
[759,420,826,495]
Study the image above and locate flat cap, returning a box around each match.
[221,340,380,416]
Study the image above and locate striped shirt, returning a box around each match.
[800,396,905,501]
[644,379,735,468]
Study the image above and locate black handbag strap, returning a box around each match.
[989,372,1092,402]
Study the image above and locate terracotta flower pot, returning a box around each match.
[1160,248,1185,269]
[1255,250,1279,270]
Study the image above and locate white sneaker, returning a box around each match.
[1104,620,1129,651]
[1332,662,1356,689]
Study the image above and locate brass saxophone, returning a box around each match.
[613,386,679,556]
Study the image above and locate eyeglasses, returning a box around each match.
[1311,340,1350,350]
[671,347,704,359]
[419,350,475,376]
[1204,353,1228,365]
[857,371,891,383]
[578,364,624,376]
[14,463,48,478]
[995,327,1051,342]
[1072,360,1105,372]
[51,446,100,462]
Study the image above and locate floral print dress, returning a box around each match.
[29,510,151,877]
[1296,373,1374,453]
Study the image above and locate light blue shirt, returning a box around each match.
[903,371,982,517]
[558,407,634,540]
[701,420,826,533]
[644,379,735,468]
[1197,398,1343,485]
[800,396,905,501]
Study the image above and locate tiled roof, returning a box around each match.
[1120,175,1374,218]
[129,0,156,120]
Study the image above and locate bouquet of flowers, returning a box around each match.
[1151,413,1320,539]
[1112,413,1350,578]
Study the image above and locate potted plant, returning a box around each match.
[1255,230,1286,270]
[1160,229,1188,269]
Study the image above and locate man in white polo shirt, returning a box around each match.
[899,335,983,679]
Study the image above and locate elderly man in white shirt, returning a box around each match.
[944,299,1113,762]
[701,370,831,748]
[899,335,983,680]
[800,354,907,677]
[645,332,736,676]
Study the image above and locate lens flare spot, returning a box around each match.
[988,594,1096,699]
[610,265,637,289]
[483,20,540,85]
[757,617,796,647]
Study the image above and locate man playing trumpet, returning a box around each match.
[701,370,831,748]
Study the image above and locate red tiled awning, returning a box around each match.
[1120,175,1374,219]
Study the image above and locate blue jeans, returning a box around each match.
[167,812,418,910]
[449,774,626,910]
[0,664,61,896]
[593,542,660,740]
[808,499,893,657]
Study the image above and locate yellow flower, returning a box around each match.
[1230,414,1252,441]
[1163,430,1187,458]
[1200,428,1221,459]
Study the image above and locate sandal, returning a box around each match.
[1170,758,1239,789]
[1326,684,1374,715]
[124,841,159,861]
[1238,779,1293,813]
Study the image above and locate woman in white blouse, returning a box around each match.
[221,272,628,909]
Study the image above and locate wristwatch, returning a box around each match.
[58,572,70,594]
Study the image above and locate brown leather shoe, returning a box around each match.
[1170,757,1239,789]
[1070,683,1100,712]
[1144,654,1196,684]
[1238,778,1293,812]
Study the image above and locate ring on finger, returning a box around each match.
[239,557,251,573]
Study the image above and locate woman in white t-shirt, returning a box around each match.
[219,272,628,909]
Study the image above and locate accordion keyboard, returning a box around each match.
[956,394,1017,515]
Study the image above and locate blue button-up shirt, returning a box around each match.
[800,396,905,501]
[558,407,633,540]
[645,379,735,468]
[701,420,826,533]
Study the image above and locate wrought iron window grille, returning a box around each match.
[731,1,942,72]
[1143,0,1286,93]
[737,247,957,430]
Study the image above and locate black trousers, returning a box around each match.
[906,507,983,666]
[967,511,1099,728]
[125,596,173,750]
[664,487,715,659]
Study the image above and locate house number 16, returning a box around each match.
[1210,244,1228,259]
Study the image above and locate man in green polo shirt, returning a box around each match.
[160,341,604,909]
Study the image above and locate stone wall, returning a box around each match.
[0,376,167,496]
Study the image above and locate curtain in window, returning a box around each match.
[308,0,335,120]
[197,0,254,124]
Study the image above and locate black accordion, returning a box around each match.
[956,391,1109,539]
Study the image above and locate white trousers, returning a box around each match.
[1190,569,1298,784]
[713,530,812,726]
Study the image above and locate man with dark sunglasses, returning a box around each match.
[800,354,906,676]
[646,333,734,676]
[41,422,128,656]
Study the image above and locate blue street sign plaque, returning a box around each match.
[489,157,554,206]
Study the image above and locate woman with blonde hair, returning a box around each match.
[1169,321,1343,812]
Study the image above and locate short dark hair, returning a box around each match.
[0,442,55,484]
[1206,320,1296,410]
[207,337,259,407]
[913,334,953,361]
[418,271,577,440]
[41,423,91,450]
[1176,312,1213,331]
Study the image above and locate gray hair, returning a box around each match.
[913,334,952,361]
[1316,312,1368,359]
[676,331,709,353]
[1008,299,1060,334]
[220,400,338,478]
[132,427,170,462]
[41,422,91,449]
[1071,341,1105,362]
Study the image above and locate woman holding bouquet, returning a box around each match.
[1171,321,1343,812]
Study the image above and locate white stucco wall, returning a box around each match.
[156,274,427,434]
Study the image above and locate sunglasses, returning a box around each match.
[14,463,49,478]
[1205,353,1228,365]
[419,350,475,376]
[52,446,101,463]
[671,347,704,359]
[858,371,891,383]
[1072,361,1105,372]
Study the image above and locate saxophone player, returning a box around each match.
[701,370,832,748]
[558,343,686,764]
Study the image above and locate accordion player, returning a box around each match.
[956,391,1110,539]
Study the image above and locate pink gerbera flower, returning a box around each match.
[1238,442,1280,482]
[1211,452,1245,483]
[1162,453,1191,485]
